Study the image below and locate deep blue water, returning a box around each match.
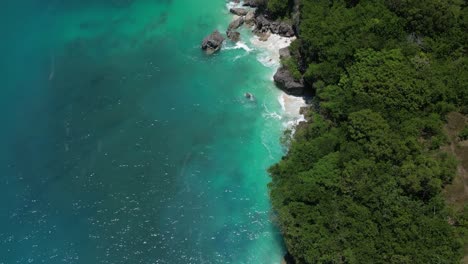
[0,1,289,263]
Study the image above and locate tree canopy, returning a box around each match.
[268,0,467,262]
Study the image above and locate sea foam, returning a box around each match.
[223,41,253,52]
[249,34,305,132]
[250,34,295,68]
[224,2,306,134]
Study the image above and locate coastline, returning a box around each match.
[223,1,307,133]
[220,2,306,263]
[265,1,467,263]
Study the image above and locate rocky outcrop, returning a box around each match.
[274,22,295,37]
[273,66,304,95]
[229,8,248,16]
[279,47,291,60]
[243,0,262,7]
[254,15,295,37]
[245,11,255,25]
[201,30,225,54]
[292,0,301,35]
[228,17,244,31]
[254,15,270,34]
[226,30,241,42]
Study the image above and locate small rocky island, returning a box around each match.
[201,30,225,54]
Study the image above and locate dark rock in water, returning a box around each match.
[226,30,241,42]
[273,66,304,95]
[229,8,248,16]
[244,92,255,100]
[228,17,244,31]
[279,47,291,60]
[201,30,225,54]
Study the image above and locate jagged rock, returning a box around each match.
[254,15,271,33]
[269,21,295,37]
[226,30,241,42]
[201,30,225,54]
[229,8,248,16]
[273,66,304,95]
[245,11,255,25]
[228,17,244,31]
[276,22,295,37]
[243,0,262,7]
[279,47,291,60]
[254,15,295,37]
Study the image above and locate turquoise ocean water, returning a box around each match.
[1,1,290,263]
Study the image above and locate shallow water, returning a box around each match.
[0,1,297,263]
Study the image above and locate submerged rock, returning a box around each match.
[201,30,225,54]
[228,17,244,31]
[244,92,255,100]
[273,66,304,95]
[229,8,248,16]
[226,30,241,42]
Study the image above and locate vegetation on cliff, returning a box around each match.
[267,0,468,263]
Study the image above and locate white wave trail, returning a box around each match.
[223,41,253,52]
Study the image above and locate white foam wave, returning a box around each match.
[263,111,282,120]
[226,1,243,10]
[278,93,306,133]
[250,34,295,68]
[261,135,275,160]
[233,54,247,61]
[256,53,276,68]
[262,102,282,120]
[223,41,253,52]
[236,42,253,52]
